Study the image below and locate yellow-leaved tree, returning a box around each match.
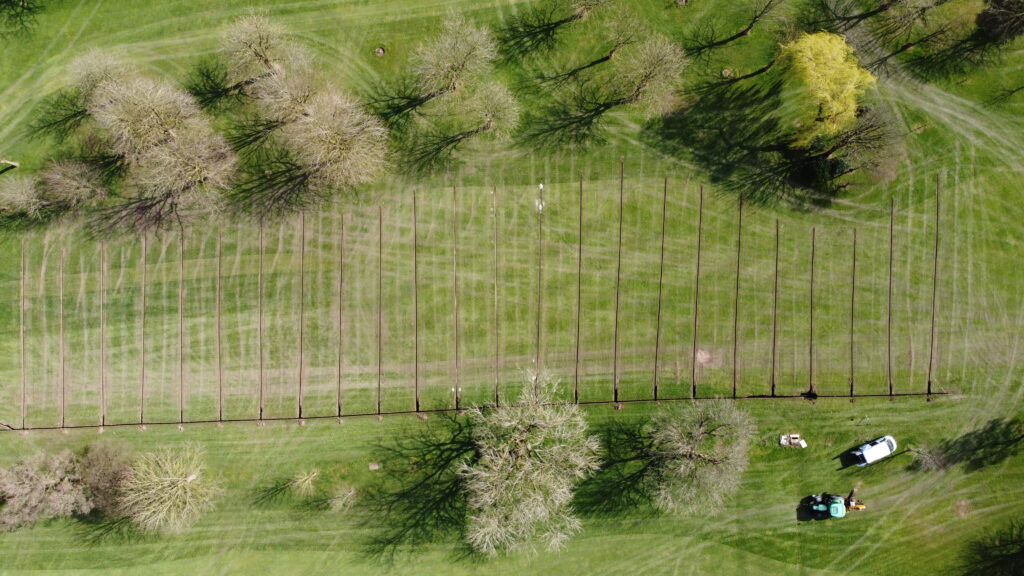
[778,32,876,148]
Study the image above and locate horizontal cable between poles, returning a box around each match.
[2,392,948,434]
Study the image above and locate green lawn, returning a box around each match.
[0,395,1021,575]
[1,0,1023,573]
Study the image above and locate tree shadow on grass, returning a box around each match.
[643,77,812,207]
[252,477,294,506]
[574,420,660,519]
[361,415,479,564]
[959,518,1024,576]
[498,4,576,61]
[364,74,433,132]
[907,32,1002,80]
[908,417,1024,473]
[645,71,895,207]
[74,515,148,546]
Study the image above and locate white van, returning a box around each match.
[851,435,897,466]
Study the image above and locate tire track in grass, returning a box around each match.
[0,0,101,145]
[0,0,87,114]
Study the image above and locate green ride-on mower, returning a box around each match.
[808,494,847,519]
[804,489,865,520]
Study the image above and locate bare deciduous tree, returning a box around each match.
[281,91,388,191]
[287,470,320,499]
[614,36,687,111]
[80,440,132,517]
[0,451,92,531]
[37,160,106,210]
[328,484,358,512]
[68,49,133,97]
[582,401,754,515]
[0,175,42,217]
[31,49,134,142]
[371,14,497,127]
[223,13,307,85]
[89,76,204,161]
[416,14,497,98]
[188,13,311,110]
[231,90,387,218]
[458,376,601,555]
[644,401,754,513]
[81,72,236,234]
[117,445,219,533]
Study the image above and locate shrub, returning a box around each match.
[80,440,133,517]
[328,484,357,512]
[0,451,92,531]
[117,445,219,533]
[287,469,320,499]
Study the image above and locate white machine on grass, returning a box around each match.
[850,435,897,466]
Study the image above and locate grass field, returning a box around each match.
[1,396,1022,575]
[0,173,950,428]
[1,0,1023,574]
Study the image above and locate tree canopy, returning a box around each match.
[458,381,601,555]
[778,32,876,148]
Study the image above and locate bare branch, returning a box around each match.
[415,14,497,97]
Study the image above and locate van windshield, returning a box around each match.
[886,439,895,452]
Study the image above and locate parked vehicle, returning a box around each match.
[851,435,897,466]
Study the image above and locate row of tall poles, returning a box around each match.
[9,174,943,430]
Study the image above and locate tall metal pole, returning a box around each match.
[927,175,941,396]
[377,206,384,415]
[178,234,185,423]
[690,186,704,398]
[100,242,107,426]
[258,221,265,420]
[653,177,669,401]
[451,187,460,408]
[297,212,306,418]
[413,189,421,412]
[887,197,895,396]
[808,227,816,395]
[19,239,26,429]
[59,246,65,428]
[574,174,583,404]
[492,188,501,406]
[612,158,625,402]
[336,217,345,417]
[849,228,857,397]
[216,232,223,421]
[536,183,544,374]
[732,197,743,398]
[770,220,779,397]
[140,235,147,423]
